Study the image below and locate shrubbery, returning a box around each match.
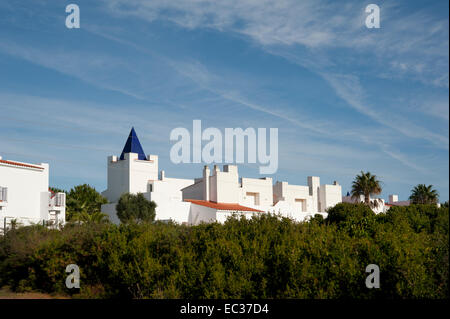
[116,193,156,224]
[0,203,448,298]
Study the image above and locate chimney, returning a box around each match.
[160,170,165,180]
[389,194,398,203]
[108,155,117,163]
[223,164,238,174]
[203,166,210,201]
[307,176,320,212]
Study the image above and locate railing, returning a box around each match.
[55,192,65,207]
[0,186,7,202]
[49,192,66,207]
[0,216,63,235]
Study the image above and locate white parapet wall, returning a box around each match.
[148,176,194,223]
[319,183,342,212]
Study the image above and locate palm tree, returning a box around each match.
[66,184,108,221]
[351,171,382,208]
[72,210,109,224]
[409,184,439,204]
[87,211,110,223]
[9,219,18,231]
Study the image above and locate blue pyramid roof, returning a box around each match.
[120,127,147,161]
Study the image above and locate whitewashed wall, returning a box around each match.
[148,177,194,223]
[0,158,65,229]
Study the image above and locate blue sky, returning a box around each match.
[0,0,448,201]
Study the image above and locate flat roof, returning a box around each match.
[0,159,44,170]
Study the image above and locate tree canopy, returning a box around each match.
[66,184,108,222]
[116,193,156,224]
[0,204,447,299]
[409,184,439,205]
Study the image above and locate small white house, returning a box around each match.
[0,156,66,233]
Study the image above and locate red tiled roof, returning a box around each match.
[185,199,263,212]
[386,202,408,207]
[0,159,44,170]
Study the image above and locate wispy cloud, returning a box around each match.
[163,59,438,176]
[0,40,150,100]
[321,72,449,148]
[103,0,448,87]
[0,0,447,199]
[98,0,449,153]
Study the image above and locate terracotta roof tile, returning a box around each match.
[0,159,44,170]
[185,199,263,212]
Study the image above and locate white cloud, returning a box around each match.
[1,0,447,196]
[102,0,448,87]
[156,59,437,175]
[321,72,449,149]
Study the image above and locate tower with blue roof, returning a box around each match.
[120,127,147,161]
[101,127,159,207]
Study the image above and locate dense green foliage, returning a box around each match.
[65,184,108,222]
[409,184,439,204]
[0,203,447,299]
[116,193,156,224]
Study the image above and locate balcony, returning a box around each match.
[0,186,7,208]
[49,192,65,211]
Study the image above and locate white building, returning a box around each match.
[386,194,411,208]
[101,128,194,224]
[341,193,411,214]
[102,128,342,225]
[0,156,66,233]
[181,165,341,224]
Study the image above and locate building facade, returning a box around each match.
[181,164,342,224]
[101,128,194,224]
[102,128,342,225]
[0,156,66,233]
[341,193,412,213]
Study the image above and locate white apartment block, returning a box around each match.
[101,128,342,225]
[181,165,341,225]
[0,156,66,233]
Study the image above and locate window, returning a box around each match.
[294,198,307,212]
[0,187,7,202]
[246,192,260,205]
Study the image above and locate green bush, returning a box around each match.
[0,204,448,298]
[116,193,157,224]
